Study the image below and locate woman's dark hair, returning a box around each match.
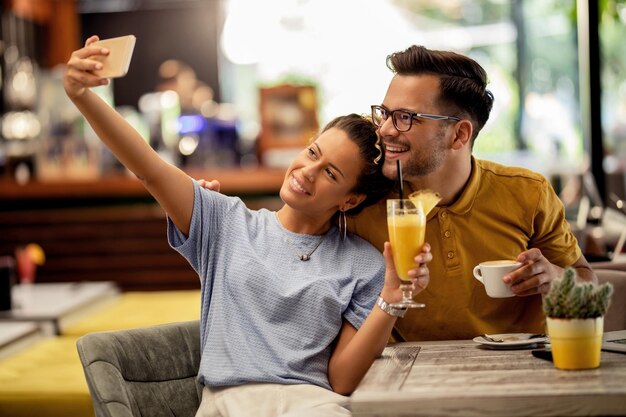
[386,45,494,145]
[321,114,394,216]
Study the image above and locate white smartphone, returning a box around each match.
[91,35,136,78]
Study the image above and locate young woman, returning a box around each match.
[64,36,431,417]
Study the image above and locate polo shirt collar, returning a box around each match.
[444,156,480,216]
[390,156,480,219]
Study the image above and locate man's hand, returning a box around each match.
[197,179,221,192]
[503,248,595,296]
[503,248,562,296]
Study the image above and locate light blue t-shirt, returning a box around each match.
[168,181,385,390]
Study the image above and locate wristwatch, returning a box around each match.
[376,296,407,318]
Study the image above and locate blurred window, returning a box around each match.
[219,0,590,180]
[600,0,626,203]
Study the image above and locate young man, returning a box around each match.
[347,45,595,341]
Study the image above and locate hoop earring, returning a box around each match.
[339,211,347,241]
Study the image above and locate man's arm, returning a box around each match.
[504,250,596,296]
[571,254,596,282]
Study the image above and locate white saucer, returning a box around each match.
[472,333,549,349]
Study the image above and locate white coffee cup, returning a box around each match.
[473,260,522,298]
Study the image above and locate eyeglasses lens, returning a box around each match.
[393,111,412,131]
[371,106,412,132]
[371,106,383,126]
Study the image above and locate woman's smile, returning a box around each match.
[289,172,311,195]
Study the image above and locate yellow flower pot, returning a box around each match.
[546,316,603,370]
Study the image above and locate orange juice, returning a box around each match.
[387,211,426,281]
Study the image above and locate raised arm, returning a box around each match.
[64,36,194,235]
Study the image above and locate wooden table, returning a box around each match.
[0,282,119,335]
[350,339,626,416]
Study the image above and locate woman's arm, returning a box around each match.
[327,242,431,395]
[64,36,194,235]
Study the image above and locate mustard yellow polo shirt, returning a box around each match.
[348,158,581,341]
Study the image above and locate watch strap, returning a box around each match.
[376,296,407,318]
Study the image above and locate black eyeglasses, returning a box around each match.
[371,105,460,132]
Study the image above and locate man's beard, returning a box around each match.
[383,128,447,180]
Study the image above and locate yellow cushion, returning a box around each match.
[0,290,201,416]
[62,290,201,336]
[0,337,93,417]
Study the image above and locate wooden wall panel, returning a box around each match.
[0,205,200,291]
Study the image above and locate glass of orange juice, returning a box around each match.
[387,199,426,308]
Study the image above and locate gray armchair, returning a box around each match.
[76,320,202,417]
[592,268,626,331]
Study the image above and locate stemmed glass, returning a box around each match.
[387,199,427,308]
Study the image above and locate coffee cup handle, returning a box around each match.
[473,265,484,284]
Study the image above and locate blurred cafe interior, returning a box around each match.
[0,0,625,415]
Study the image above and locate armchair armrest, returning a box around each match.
[593,270,626,332]
[77,320,202,417]
[590,261,626,272]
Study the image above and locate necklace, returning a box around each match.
[275,212,327,261]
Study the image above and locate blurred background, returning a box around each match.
[1,0,626,290]
[2,3,626,415]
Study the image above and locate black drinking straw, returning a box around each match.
[397,159,404,207]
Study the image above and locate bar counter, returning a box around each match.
[0,167,284,291]
[0,167,285,202]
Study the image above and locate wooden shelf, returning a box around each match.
[0,167,285,201]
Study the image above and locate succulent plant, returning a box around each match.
[543,267,614,319]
